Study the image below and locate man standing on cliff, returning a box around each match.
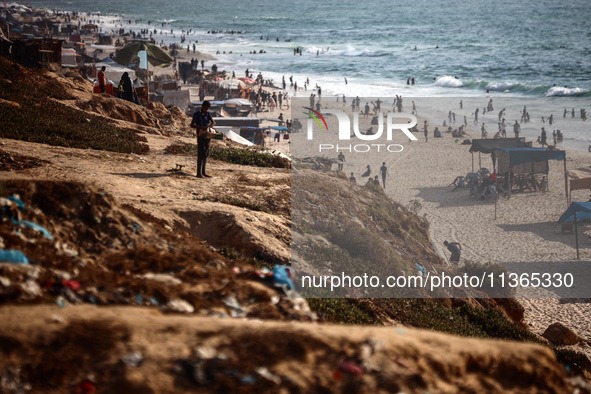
[97,66,106,93]
[190,101,216,178]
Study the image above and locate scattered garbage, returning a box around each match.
[62,280,81,291]
[7,195,25,210]
[416,263,427,276]
[56,296,68,308]
[120,351,143,367]
[166,299,194,314]
[223,295,246,317]
[18,280,41,298]
[206,259,226,270]
[256,367,281,385]
[239,374,257,385]
[141,273,182,286]
[73,378,96,394]
[339,360,364,375]
[10,219,53,240]
[272,265,292,289]
[0,365,31,393]
[0,250,29,264]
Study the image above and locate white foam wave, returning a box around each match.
[304,44,380,57]
[545,86,587,97]
[486,82,517,91]
[432,75,463,88]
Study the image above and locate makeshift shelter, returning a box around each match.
[468,138,530,173]
[213,117,260,128]
[9,38,63,69]
[94,61,136,84]
[567,166,591,203]
[491,147,567,198]
[222,98,253,117]
[115,41,173,101]
[558,202,591,259]
[61,48,77,67]
[215,126,254,146]
[239,127,267,145]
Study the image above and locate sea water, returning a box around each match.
[16,0,591,149]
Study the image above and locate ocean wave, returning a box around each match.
[432,76,463,88]
[431,76,591,97]
[304,45,383,57]
[545,86,590,97]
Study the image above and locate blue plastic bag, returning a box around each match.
[272,265,292,289]
[0,250,29,264]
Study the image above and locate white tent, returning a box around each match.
[215,126,254,146]
[95,62,136,84]
[61,49,77,67]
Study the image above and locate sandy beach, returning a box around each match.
[312,106,591,348]
[98,23,591,351]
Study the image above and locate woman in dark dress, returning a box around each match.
[119,72,136,103]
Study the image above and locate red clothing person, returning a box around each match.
[97,66,106,93]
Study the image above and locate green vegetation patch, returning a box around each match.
[164,142,290,168]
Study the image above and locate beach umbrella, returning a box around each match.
[238,77,256,84]
[115,41,173,102]
[115,41,173,68]
[558,201,591,259]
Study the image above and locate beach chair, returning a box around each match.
[448,176,466,191]
[469,184,479,199]
[475,186,487,201]
[486,185,499,202]
[465,172,480,188]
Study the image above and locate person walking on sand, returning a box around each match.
[423,120,429,142]
[444,241,462,264]
[191,100,216,178]
[379,162,389,188]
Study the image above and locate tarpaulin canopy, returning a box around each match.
[223,98,252,106]
[240,127,267,131]
[469,138,529,154]
[493,147,566,168]
[559,202,591,223]
[558,201,591,259]
[214,126,254,146]
[115,41,173,68]
[190,101,224,105]
[568,166,591,195]
[238,77,256,84]
[95,62,136,84]
[270,126,289,131]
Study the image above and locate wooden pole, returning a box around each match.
[574,212,580,260]
[508,167,512,199]
[479,152,481,174]
[147,60,150,102]
[471,152,474,173]
[531,161,535,191]
[494,194,497,220]
[564,158,569,207]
